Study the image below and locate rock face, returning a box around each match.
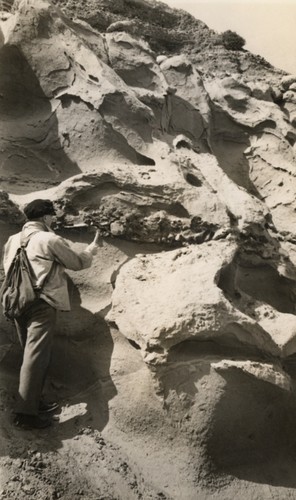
[2,0,296,497]
[109,240,284,358]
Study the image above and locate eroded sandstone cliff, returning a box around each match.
[1,1,296,498]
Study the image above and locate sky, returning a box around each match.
[164,0,296,75]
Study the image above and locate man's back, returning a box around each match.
[3,220,93,310]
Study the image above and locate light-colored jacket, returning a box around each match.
[2,221,94,311]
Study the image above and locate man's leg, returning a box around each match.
[16,299,57,416]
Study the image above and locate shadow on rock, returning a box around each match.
[48,279,117,433]
[209,109,263,201]
[218,226,296,323]
[219,257,296,315]
[206,368,296,488]
[0,45,80,194]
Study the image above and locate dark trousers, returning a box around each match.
[14,299,57,415]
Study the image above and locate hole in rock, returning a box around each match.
[59,94,95,111]
[116,40,134,49]
[166,202,189,218]
[127,339,141,350]
[135,152,155,165]
[174,63,193,76]
[60,94,76,108]
[175,139,192,149]
[184,172,202,187]
[116,65,157,90]
[286,133,296,147]
[252,120,276,133]
[146,345,164,354]
[224,95,248,112]
[89,74,99,82]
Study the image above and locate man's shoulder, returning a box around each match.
[24,231,62,251]
[29,230,53,241]
[35,232,69,248]
[5,232,21,247]
[31,231,63,244]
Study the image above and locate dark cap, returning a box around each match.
[24,199,56,220]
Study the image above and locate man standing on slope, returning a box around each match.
[2,199,101,429]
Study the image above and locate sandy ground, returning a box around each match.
[0,326,190,500]
[2,335,296,500]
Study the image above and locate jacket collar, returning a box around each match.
[22,221,51,236]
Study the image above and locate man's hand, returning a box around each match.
[87,229,103,255]
[93,229,102,245]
